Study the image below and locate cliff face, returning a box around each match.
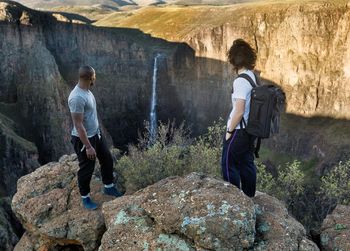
[105,2,350,120]
[186,3,350,120]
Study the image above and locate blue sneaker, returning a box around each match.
[82,197,98,210]
[103,186,123,198]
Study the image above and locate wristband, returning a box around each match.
[227,130,234,134]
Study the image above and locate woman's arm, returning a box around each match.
[226,99,245,140]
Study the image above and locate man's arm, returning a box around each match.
[226,99,245,140]
[71,113,96,159]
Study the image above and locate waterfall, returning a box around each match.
[149,53,161,143]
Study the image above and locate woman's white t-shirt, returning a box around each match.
[227,70,256,130]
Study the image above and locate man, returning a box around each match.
[68,65,122,210]
[221,39,258,198]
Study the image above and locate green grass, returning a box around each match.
[49,5,116,21]
[94,0,348,41]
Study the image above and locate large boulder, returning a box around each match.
[253,192,319,251]
[320,204,350,251]
[100,173,256,250]
[12,155,115,251]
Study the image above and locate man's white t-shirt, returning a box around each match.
[227,70,256,130]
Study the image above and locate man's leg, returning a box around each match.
[96,135,114,185]
[71,136,98,209]
[96,135,122,197]
[72,136,96,196]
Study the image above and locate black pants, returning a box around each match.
[71,134,114,196]
[221,129,257,197]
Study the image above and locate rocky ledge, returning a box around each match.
[12,155,342,251]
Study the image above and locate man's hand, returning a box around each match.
[86,146,96,160]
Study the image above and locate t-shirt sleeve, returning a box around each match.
[232,78,251,100]
[68,96,85,113]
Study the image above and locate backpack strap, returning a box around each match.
[255,137,261,158]
[237,73,258,88]
[236,73,257,129]
[237,73,262,158]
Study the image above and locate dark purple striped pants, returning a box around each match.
[221,129,257,197]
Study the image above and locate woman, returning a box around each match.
[221,39,258,198]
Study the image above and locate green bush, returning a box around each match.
[256,162,276,195]
[320,160,350,205]
[115,121,225,192]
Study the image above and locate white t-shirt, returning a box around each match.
[227,70,256,130]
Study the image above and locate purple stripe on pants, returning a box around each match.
[225,129,238,182]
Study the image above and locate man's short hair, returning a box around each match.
[79,65,95,80]
[227,39,257,71]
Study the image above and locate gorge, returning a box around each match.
[0,0,350,249]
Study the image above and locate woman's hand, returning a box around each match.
[225,132,232,141]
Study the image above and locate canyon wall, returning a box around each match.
[184,3,350,119]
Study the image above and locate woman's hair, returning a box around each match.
[227,39,257,71]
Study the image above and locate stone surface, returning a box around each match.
[253,192,319,251]
[320,204,350,251]
[101,173,256,251]
[11,154,116,251]
[11,159,320,251]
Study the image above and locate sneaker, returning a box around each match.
[82,197,98,210]
[103,186,123,198]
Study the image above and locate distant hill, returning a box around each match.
[14,0,257,9]
[13,0,257,21]
[14,0,178,9]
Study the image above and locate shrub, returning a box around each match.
[115,120,226,192]
[256,162,276,195]
[320,160,350,205]
[275,160,305,206]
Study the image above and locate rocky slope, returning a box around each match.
[12,155,320,250]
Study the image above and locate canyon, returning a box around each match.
[0,0,350,249]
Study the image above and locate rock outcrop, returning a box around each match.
[253,192,319,251]
[11,155,115,251]
[320,204,350,251]
[12,156,318,250]
[101,173,256,250]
